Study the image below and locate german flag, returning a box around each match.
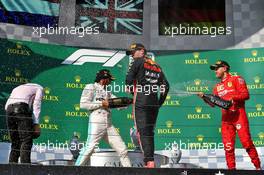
[159,0,226,35]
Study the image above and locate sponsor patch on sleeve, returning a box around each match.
[238,78,245,85]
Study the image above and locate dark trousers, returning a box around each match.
[134,106,159,164]
[6,103,33,164]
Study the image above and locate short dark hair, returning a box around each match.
[94,69,115,82]
[126,43,146,56]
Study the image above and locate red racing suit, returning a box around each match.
[213,73,260,169]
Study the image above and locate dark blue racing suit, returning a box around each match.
[126,57,169,164]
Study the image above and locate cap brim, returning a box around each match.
[109,75,115,80]
[210,65,218,70]
[126,50,132,56]
[101,75,115,81]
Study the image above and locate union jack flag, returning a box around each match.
[76,0,144,35]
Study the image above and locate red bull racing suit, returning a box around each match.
[126,57,169,165]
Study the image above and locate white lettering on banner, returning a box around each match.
[62,49,155,67]
[61,49,123,67]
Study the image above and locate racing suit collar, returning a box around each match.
[94,82,104,89]
[221,73,232,83]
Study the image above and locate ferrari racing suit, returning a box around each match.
[213,73,260,169]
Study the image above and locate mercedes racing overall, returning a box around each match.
[126,57,169,164]
[75,82,131,167]
[213,73,261,169]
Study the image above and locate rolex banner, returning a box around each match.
[0,38,264,150]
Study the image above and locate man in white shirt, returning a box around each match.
[75,69,131,167]
[5,83,44,163]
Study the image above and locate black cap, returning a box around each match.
[95,69,115,82]
[210,60,230,70]
[126,43,146,56]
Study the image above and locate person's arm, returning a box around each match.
[231,76,249,101]
[32,86,44,138]
[197,87,216,108]
[80,84,103,110]
[208,87,218,107]
[158,71,170,106]
[204,86,217,107]
[32,86,44,124]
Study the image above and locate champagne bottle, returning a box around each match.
[203,94,232,110]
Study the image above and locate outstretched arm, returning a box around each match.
[197,92,215,107]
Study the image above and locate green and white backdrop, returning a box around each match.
[0,38,263,168]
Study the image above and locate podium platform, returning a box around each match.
[0,164,263,175]
[37,150,170,167]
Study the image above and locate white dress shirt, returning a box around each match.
[5,83,44,124]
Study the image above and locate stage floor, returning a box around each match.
[0,164,263,175]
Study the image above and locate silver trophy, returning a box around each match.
[130,127,141,151]
[170,142,182,164]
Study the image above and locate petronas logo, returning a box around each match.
[74,75,81,83]
[197,135,204,142]
[15,69,21,77]
[252,50,258,57]
[44,87,51,95]
[258,132,264,140]
[44,116,50,123]
[193,52,200,59]
[195,107,202,113]
[254,76,261,84]
[194,79,201,86]
[256,104,262,111]
[74,104,80,111]
[166,95,171,100]
[166,120,173,128]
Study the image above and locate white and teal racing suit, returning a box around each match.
[75,82,131,167]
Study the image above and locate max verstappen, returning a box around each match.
[125,43,169,168]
